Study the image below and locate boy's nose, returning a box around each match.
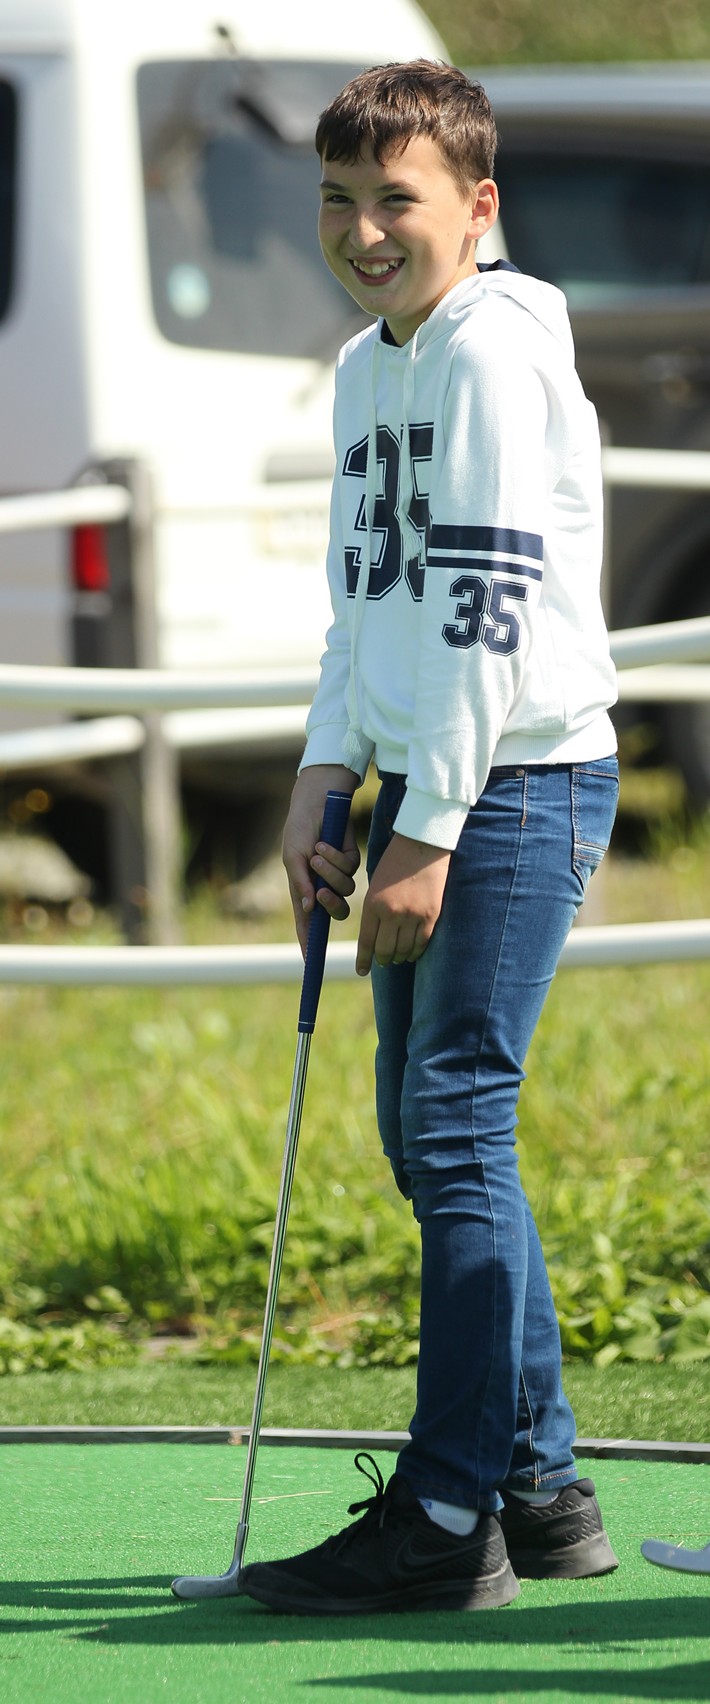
[349,206,386,249]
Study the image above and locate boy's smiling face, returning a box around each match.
[318,133,498,346]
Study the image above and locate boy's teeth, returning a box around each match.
[357,261,398,275]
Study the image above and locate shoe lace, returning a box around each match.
[330,1452,388,1556]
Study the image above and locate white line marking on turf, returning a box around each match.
[204,1490,334,1503]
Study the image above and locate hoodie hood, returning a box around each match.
[408,262,576,362]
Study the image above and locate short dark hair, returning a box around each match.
[315,60,498,194]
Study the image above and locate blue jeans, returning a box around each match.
[368,759,619,1514]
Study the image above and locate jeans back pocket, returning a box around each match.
[571,759,619,892]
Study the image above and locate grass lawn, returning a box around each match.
[2,1361,709,1442]
[0,795,708,1380]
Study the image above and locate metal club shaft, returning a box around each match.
[170,788,352,1601]
[171,1031,311,1598]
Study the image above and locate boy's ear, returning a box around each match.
[469,179,499,242]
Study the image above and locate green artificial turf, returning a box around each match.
[1,1444,709,1704]
[2,1362,709,1442]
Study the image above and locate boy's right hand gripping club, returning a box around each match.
[298,787,353,1033]
[171,788,352,1600]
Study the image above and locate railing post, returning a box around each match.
[74,460,181,943]
[126,461,182,947]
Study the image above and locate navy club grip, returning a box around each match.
[298,789,353,1035]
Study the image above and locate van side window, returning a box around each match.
[0,79,16,323]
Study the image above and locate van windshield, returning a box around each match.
[137,58,369,358]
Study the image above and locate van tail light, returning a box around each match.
[71,524,111,592]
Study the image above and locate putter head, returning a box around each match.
[171,1560,243,1599]
[641,1538,710,1574]
[172,1520,249,1598]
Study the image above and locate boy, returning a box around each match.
[240,60,620,1615]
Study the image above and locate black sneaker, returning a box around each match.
[238,1453,520,1615]
[500,1479,619,1579]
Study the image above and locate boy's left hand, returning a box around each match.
[356,833,450,976]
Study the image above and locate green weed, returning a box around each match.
[0,815,708,1374]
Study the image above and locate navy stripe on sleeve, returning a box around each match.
[427,553,543,582]
[429,524,544,560]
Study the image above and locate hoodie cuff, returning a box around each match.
[393,786,471,850]
[299,723,374,782]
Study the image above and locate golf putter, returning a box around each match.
[641,1538,710,1573]
[171,788,353,1600]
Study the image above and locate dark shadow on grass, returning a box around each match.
[0,1587,169,1613]
[303,1667,710,1699]
[0,1581,704,1676]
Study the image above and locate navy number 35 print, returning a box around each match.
[342,428,543,660]
[343,425,433,602]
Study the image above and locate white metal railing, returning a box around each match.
[609,614,710,668]
[0,451,707,970]
[610,615,710,704]
[0,484,131,533]
[1,613,708,773]
[602,445,710,492]
[0,637,708,769]
[0,662,319,712]
[0,920,707,985]
[0,446,707,534]
[0,620,707,716]
[602,449,710,700]
[615,665,710,702]
[0,717,145,767]
[0,465,708,776]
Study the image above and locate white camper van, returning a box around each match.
[0,0,447,878]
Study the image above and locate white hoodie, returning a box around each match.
[301,265,618,849]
